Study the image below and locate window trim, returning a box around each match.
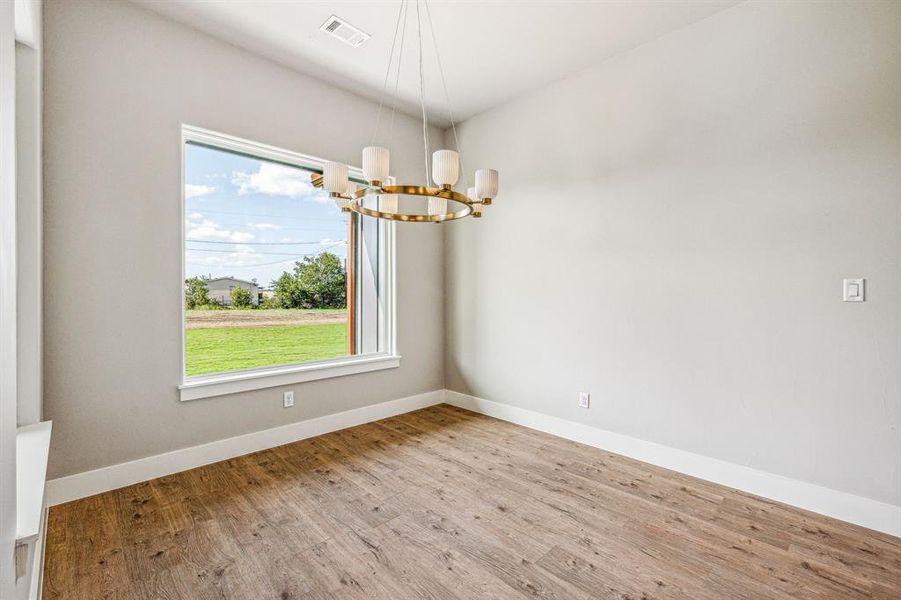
[178,125,398,402]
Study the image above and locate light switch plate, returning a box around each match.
[843,278,865,302]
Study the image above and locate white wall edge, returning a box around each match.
[46,390,444,506]
[444,390,901,538]
[14,0,39,48]
[26,504,46,600]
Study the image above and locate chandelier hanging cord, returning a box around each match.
[416,0,431,187]
[387,0,409,149]
[371,0,407,146]
[424,0,466,189]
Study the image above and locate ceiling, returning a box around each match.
[133,0,740,127]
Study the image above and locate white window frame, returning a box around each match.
[178,125,398,401]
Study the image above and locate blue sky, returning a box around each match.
[184,143,347,287]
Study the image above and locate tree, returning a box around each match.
[271,252,346,309]
[184,276,210,309]
[295,252,346,309]
[272,270,301,309]
[230,286,253,308]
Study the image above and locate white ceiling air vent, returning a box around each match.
[320,15,371,48]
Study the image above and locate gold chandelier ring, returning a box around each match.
[347,185,474,223]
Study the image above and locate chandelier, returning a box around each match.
[311,0,498,222]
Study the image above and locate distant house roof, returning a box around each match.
[207,277,257,286]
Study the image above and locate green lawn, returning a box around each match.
[185,323,347,376]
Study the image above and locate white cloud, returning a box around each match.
[232,163,323,201]
[187,219,255,243]
[249,222,281,230]
[188,245,261,268]
[185,184,215,199]
[187,212,204,220]
[318,238,346,246]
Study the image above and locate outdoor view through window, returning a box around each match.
[184,141,357,377]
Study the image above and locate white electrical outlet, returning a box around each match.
[579,392,590,409]
[283,391,295,408]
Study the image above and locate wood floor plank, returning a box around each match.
[425,404,901,582]
[44,404,900,599]
[406,407,892,597]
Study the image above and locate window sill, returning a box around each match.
[179,354,401,401]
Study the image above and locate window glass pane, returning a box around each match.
[184,141,375,377]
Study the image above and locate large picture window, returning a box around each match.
[179,126,396,400]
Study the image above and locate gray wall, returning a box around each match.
[43,0,444,478]
[445,1,901,506]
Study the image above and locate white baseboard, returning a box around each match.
[46,390,444,506]
[45,388,901,538]
[444,390,901,538]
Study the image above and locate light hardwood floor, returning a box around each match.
[44,404,900,599]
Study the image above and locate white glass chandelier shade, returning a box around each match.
[428,197,447,216]
[475,169,498,200]
[379,194,398,214]
[431,150,459,187]
[323,161,349,194]
[362,146,390,183]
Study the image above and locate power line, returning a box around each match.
[190,208,346,222]
[191,222,341,232]
[186,257,297,269]
[186,239,346,246]
[184,244,344,269]
[185,243,344,257]
[186,249,343,258]
[187,248,307,257]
